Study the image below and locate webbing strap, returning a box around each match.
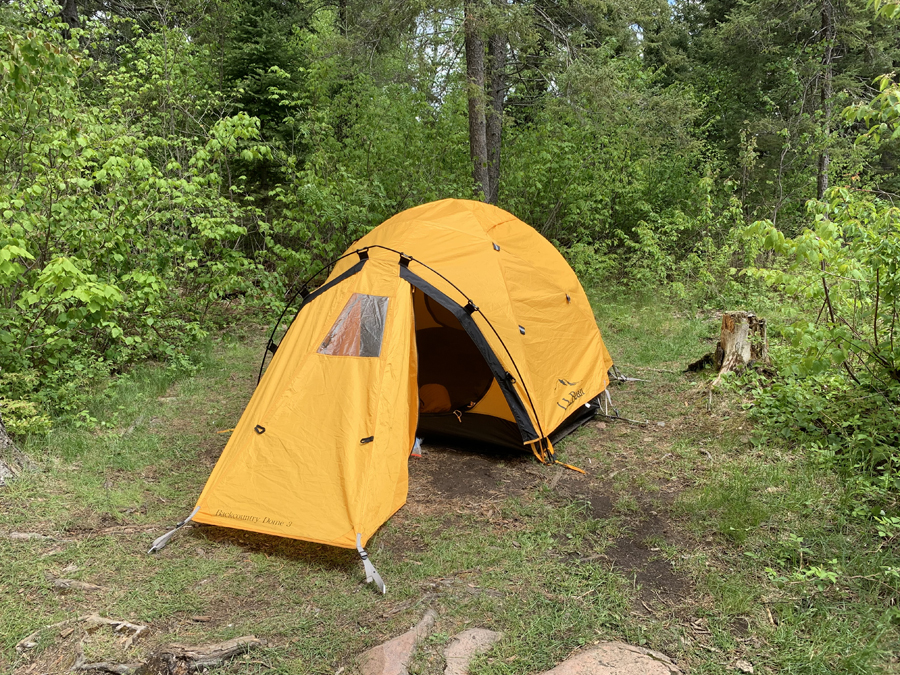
[356,533,386,594]
[148,505,200,553]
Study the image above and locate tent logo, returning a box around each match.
[557,387,585,411]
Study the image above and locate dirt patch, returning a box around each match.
[606,537,689,605]
[589,495,615,519]
[410,445,536,500]
[408,439,694,609]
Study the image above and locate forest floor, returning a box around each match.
[1,293,898,674]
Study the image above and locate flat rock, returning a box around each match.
[358,609,437,675]
[443,628,502,675]
[539,642,681,675]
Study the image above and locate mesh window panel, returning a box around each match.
[318,293,389,357]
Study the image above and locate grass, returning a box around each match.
[2,292,899,674]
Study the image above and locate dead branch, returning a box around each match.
[16,613,147,653]
[74,659,141,674]
[52,578,107,592]
[16,615,90,652]
[135,636,265,674]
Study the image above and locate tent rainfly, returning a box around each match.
[150,199,615,592]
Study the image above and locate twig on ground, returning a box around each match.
[619,364,682,374]
[52,579,107,592]
[16,613,148,653]
[73,660,140,674]
[596,413,648,426]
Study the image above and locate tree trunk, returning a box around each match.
[485,30,506,205]
[465,0,489,199]
[338,0,348,36]
[58,0,79,39]
[817,0,834,200]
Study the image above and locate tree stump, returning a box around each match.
[1,409,20,486]
[711,311,768,386]
[0,409,36,486]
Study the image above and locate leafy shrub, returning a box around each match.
[0,12,269,429]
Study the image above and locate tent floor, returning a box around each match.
[416,397,600,453]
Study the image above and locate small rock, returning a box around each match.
[443,628,502,675]
[657,421,666,427]
[358,609,437,675]
[191,615,212,623]
[734,659,754,674]
[538,642,681,675]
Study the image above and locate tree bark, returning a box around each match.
[0,410,19,486]
[485,30,506,205]
[817,0,834,200]
[0,409,35,486]
[465,0,489,199]
[58,0,80,39]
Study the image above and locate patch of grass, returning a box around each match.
[2,293,898,675]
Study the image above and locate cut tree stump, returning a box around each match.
[0,408,27,486]
[714,312,768,370]
[711,311,768,387]
[687,312,768,384]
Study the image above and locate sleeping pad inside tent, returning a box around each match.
[149,199,614,593]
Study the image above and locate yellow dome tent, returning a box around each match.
[150,199,614,592]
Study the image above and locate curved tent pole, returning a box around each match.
[256,249,367,385]
[256,244,546,447]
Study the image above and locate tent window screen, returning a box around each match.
[318,293,389,357]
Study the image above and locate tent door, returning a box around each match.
[401,268,539,446]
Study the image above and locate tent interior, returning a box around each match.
[411,287,523,449]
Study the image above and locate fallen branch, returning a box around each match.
[596,412,648,426]
[74,660,141,674]
[16,613,148,653]
[620,365,681,374]
[136,636,265,674]
[17,616,259,675]
[52,578,107,592]
[16,615,90,652]
[7,531,70,541]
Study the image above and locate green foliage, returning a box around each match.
[846,73,900,143]
[0,10,270,428]
[743,185,900,519]
[745,190,900,389]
